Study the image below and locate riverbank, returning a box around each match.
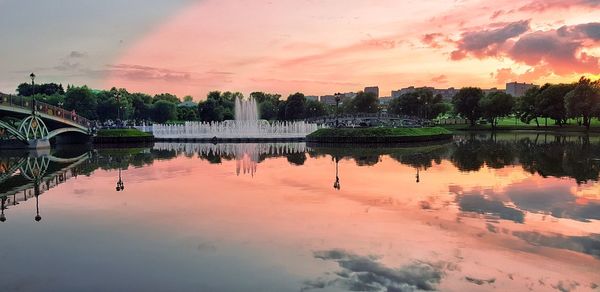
[93,129,154,144]
[442,124,600,134]
[306,127,453,143]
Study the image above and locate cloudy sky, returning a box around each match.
[1,0,599,99]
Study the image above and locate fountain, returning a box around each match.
[152,97,320,140]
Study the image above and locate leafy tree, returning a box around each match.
[537,83,575,126]
[305,100,327,118]
[346,91,379,114]
[452,87,484,126]
[130,93,153,121]
[36,93,65,107]
[198,99,222,122]
[64,86,97,119]
[285,93,306,120]
[259,101,277,120]
[96,88,133,121]
[183,95,194,102]
[389,89,447,119]
[479,91,515,129]
[515,86,541,126]
[17,82,64,96]
[250,92,281,104]
[277,101,287,120]
[177,106,198,121]
[153,93,180,104]
[152,100,177,123]
[565,77,600,129]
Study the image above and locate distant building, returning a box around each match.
[364,86,379,98]
[319,95,337,106]
[506,82,536,97]
[319,92,355,106]
[305,95,319,102]
[379,96,392,106]
[483,87,504,96]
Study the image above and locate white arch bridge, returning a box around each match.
[0,95,92,149]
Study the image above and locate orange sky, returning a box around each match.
[103,0,600,99]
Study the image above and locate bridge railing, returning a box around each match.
[0,95,91,129]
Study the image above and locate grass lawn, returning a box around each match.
[307,127,451,138]
[440,117,600,131]
[96,128,152,137]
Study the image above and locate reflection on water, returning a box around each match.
[1,133,599,291]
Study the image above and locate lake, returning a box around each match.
[1,132,599,291]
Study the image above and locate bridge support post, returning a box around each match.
[27,139,50,149]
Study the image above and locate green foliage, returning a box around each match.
[64,86,98,119]
[153,93,180,104]
[388,89,447,119]
[307,127,451,138]
[452,87,484,126]
[305,100,328,118]
[565,77,600,129]
[515,86,541,126]
[17,82,64,96]
[183,95,194,102]
[177,106,198,121]
[345,91,379,114]
[479,91,515,128]
[96,128,152,137]
[259,101,277,120]
[285,92,306,120]
[130,93,153,121]
[152,100,177,123]
[35,93,65,107]
[198,98,222,122]
[537,83,575,125]
[250,92,281,104]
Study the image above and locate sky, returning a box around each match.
[1,0,599,100]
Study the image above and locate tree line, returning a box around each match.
[12,75,599,127]
[451,77,600,129]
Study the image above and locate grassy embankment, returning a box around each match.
[439,117,600,132]
[307,127,452,143]
[96,128,153,137]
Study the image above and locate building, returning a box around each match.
[483,87,504,96]
[379,96,392,106]
[305,95,319,102]
[506,82,536,97]
[364,86,379,98]
[319,92,355,106]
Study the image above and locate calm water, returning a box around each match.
[1,133,599,292]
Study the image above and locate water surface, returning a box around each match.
[1,133,599,291]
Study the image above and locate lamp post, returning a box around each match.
[114,92,122,126]
[30,72,36,113]
[335,93,341,128]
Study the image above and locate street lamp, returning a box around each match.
[114,92,122,126]
[335,93,341,128]
[30,72,36,113]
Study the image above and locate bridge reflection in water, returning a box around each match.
[0,151,90,222]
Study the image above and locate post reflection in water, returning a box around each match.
[0,133,599,291]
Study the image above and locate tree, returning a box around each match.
[452,87,484,126]
[153,93,180,104]
[250,92,281,104]
[346,91,379,114]
[183,95,194,102]
[198,99,222,122]
[177,106,198,121]
[479,91,515,129]
[305,100,327,118]
[259,101,277,120]
[36,93,65,107]
[537,83,575,126]
[17,82,64,96]
[64,86,97,119]
[515,86,541,126]
[152,100,177,123]
[130,93,153,121]
[285,93,306,120]
[389,89,447,119]
[565,77,600,129]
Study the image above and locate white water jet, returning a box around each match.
[152,97,320,139]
